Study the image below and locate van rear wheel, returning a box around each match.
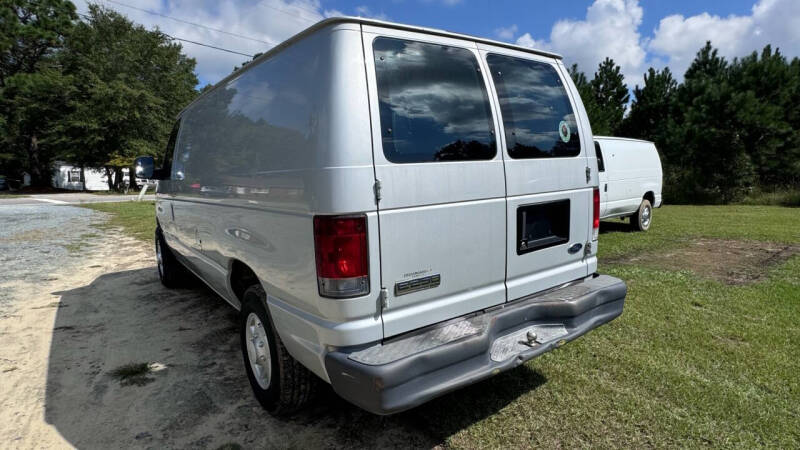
[155,228,189,288]
[631,199,652,231]
[240,285,317,416]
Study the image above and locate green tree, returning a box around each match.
[727,46,800,188]
[620,67,677,145]
[0,0,77,185]
[567,63,602,134]
[670,42,756,203]
[55,5,198,190]
[590,57,629,135]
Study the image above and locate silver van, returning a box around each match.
[136,17,627,416]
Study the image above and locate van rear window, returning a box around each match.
[373,37,496,163]
[486,54,581,159]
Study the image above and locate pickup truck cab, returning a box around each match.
[594,136,663,231]
[135,17,627,415]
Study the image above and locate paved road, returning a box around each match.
[0,192,155,206]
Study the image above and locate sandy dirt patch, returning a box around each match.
[611,238,799,285]
[3,206,525,449]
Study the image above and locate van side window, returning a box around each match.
[486,54,581,159]
[162,120,180,175]
[594,141,605,172]
[373,37,496,163]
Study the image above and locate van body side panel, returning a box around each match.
[478,44,594,302]
[363,26,508,337]
[596,138,663,219]
[167,24,379,380]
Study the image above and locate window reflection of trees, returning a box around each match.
[374,38,496,163]
[487,54,581,159]
[173,48,319,199]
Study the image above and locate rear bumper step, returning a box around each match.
[324,274,626,415]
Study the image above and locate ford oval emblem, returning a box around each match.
[568,243,583,254]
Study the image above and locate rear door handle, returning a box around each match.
[604,183,608,192]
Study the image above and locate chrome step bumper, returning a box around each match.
[324,274,627,415]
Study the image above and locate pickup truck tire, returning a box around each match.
[240,285,317,416]
[155,228,189,288]
[632,199,652,231]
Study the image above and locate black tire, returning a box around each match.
[240,285,317,416]
[631,199,653,231]
[155,228,189,288]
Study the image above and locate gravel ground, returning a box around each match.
[0,204,104,307]
[0,202,438,449]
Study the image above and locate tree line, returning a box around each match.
[2,1,799,202]
[1,0,198,190]
[570,44,800,203]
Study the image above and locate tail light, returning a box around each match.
[592,187,600,241]
[313,215,369,298]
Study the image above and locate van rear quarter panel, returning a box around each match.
[169,23,381,378]
[596,138,662,216]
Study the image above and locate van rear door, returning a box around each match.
[363,28,507,337]
[480,46,594,301]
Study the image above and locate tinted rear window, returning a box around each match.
[486,54,581,159]
[373,37,496,163]
[594,141,605,172]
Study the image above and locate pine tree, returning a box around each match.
[590,58,629,135]
[567,63,602,134]
[621,67,677,145]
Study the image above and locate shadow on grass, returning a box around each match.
[45,267,544,449]
[599,220,636,234]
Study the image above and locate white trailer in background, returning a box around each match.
[594,136,663,231]
[51,163,130,191]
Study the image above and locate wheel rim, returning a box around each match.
[641,205,651,227]
[155,239,164,278]
[245,312,272,390]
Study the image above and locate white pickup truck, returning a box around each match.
[594,136,663,231]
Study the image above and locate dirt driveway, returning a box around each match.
[0,205,527,449]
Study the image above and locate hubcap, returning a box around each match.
[245,313,271,390]
[642,206,651,227]
[155,239,164,278]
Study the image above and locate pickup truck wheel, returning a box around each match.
[240,285,317,416]
[632,199,653,231]
[155,228,188,288]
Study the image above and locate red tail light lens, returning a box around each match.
[592,188,600,239]
[313,215,369,298]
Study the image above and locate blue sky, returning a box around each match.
[75,0,800,87]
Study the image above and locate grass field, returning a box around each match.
[81,201,156,242]
[85,202,800,447]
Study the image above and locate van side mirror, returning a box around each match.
[135,156,170,180]
[135,156,155,179]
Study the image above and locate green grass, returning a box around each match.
[598,205,800,260]
[738,188,800,207]
[87,201,800,447]
[81,201,156,242]
[413,205,800,448]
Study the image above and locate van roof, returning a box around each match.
[180,16,562,116]
[594,136,654,145]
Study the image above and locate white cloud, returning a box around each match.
[74,0,327,85]
[649,0,800,78]
[515,32,547,50]
[354,5,390,21]
[494,24,518,41]
[516,0,646,86]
